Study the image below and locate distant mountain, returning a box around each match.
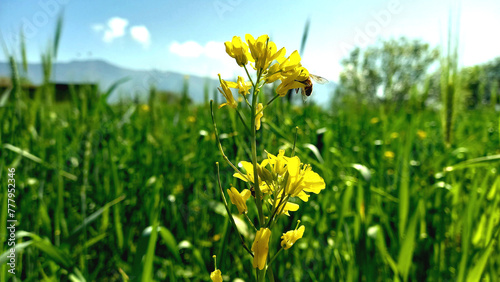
[0,59,336,105]
[0,59,218,103]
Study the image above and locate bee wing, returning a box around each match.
[309,74,329,84]
[301,88,308,102]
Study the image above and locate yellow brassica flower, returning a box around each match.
[210,255,223,282]
[269,198,299,216]
[232,76,252,96]
[227,187,251,214]
[281,224,305,250]
[224,36,252,67]
[218,74,238,109]
[246,34,285,71]
[417,130,427,139]
[252,228,271,270]
[210,269,222,282]
[276,67,309,96]
[284,156,325,201]
[278,50,303,75]
[233,161,259,184]
[262,149,288,175]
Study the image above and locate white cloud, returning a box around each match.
[204,41,226,59]
[168,40,227,59]
[102,17,129,43]
[169,41,205,57]
[168,40,247,79]
[130,26,151,48]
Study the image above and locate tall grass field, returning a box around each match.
[0,21,499,282]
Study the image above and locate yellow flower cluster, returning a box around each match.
[218,34,311,111]
[212,35,325,277]
[233,150,325,212]
[226,150,325,269]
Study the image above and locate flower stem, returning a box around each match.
[249,70,264,227]
[244,64,255,88]
[267,247,284,268]
[235,108,251,135]
[244,213,257,231]
[210,100,245,176]
[250,69,267,282]
[216,162,253,257]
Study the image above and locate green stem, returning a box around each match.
[260,94,280,114]
[250,70,264,227]
[250,69,267,281]
[235,108,251,135]
[210,101,245,176]
[216,163,254,257]
[291,126,299,157]
[244,64,255,88]
[267,247,284,268]
[244,213,258,231]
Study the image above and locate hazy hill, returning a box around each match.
[0,59,335,104]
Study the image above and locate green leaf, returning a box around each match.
[142,221,159,282]
[158,226,181,262]
[466,239,495,282]
[15,231,72,269]
[350,163,372,182]
[0,88,11,107]
[397,201,421,280]
[303,143,324,164]
[70,195,125,236]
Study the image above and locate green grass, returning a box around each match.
[0,74,499,281]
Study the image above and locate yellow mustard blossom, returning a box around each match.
[278,50,302,75]
[417,130,427,139]
[370,117,380,124]
[284,156,325,201]
[265,50,303,84]
[264,64,281,84]
[227,187,251,214]
[269,198,299,216]
[276,67,310,96]
[262,149,288,175]
[281,224,305,250]
[384,151,395,159]
[140,104,150,112]
[252,228,271,270]
[218,74,238,109]
[232,76,252,96]
[225,36,252,67]
[210,255,223,282]
[390,132,399,139]
[246,34,285,70]
[256,103,264,130]
[233,161,273,194]
[210,270,222,282]
[234,161,259,184]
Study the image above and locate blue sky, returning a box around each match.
[1,0,499,82]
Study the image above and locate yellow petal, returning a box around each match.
[281,225,305,250]
[256,103,264,130]
[287,157,301,176]
[210,269,222,282]
[227,187,249,214]
[302,171,326,194]
[252,228,271,270]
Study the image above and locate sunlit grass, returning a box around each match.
[0,15,499,282]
